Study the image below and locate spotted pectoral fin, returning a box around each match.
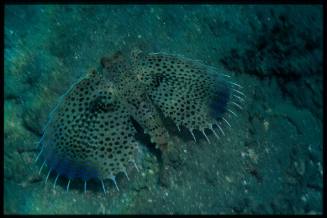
[37,70,138,184]
[136,53,245,142]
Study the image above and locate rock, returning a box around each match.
[294,160,306,176]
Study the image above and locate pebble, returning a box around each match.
[263,120,269,131]
[225,176,232,183]
[307,210,319,215]
[286,176,297,184]
[248,149,258,163]
[301,194,308,202]
[317,162,323,176]
[308,144,312,152]
[294,160,305,176]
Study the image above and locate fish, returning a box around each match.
[35,49,245,193]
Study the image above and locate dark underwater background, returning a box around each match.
[4,5,323,214]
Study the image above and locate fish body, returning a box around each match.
[36,49,245,192]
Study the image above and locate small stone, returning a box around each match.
[294,160,306,176]
[248,149,258,163]
[286,176,297,184]
[225,176,232,183]
[307,210,319,215]
[301,195,307,202]
[263,120,269,131]
[308,144,312,152]
[317,162,323,176]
